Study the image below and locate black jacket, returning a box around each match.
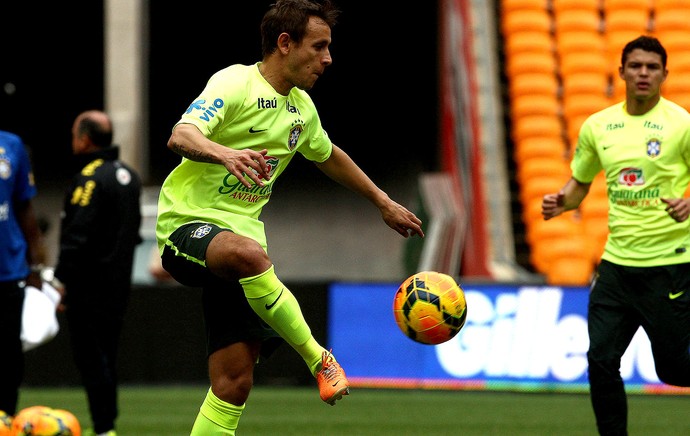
[55,146,142,294]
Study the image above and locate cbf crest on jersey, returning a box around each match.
[288,123,303,151]
[647,138,661,157]
[191,224,212,239]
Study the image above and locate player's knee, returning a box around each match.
[656,366,690,387]
[208,235,271,278]
[239,242,271,274]
[213,374,254,405]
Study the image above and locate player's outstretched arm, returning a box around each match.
[315,144,424,238]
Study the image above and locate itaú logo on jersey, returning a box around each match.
[618,167,644,186]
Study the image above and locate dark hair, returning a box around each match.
[78,116,112,148]
[261,0,340,57]
[621,35,668,68]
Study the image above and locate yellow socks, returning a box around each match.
[190,388,244,435]
[240,265,324,374]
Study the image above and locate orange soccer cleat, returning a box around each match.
[316,349,350,405]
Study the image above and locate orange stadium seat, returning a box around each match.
[516,156,570,185]
[509,73,560,99]
[519,175,569,206]
[582,213,609,263]
[500,0,549,14]
[511,94,561,120]
[656,31,690,54]
[604,9,651,34]
[666,52,690,74]
[610,75,626,100]
[554,10,602,34]
[562,72,610,99]
[506,52,557,77]
[525,215,581,247]
[555,31,606,59]
[654,0,690,11]
[546,254,594,286]
[530,235,593,276]
[552,0,600,14]
[522,196,548,226]
[606,31,649,65]
[654,9,690,33]
[562,93,611,122]
[514,136,567,163]
[663,72,690,96]
[603,0,651,13]
[502,10,552,35]
[504,31,554,56]
[565,114,591,145]
[512,115,563,143]
[560,51,609,76]
[580,195,609,220]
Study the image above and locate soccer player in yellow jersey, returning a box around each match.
[542,36,690,435]
[155,1,424,434]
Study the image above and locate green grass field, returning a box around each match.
[15,385,690,435]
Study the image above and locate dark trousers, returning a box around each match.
[65,287,128,434]
[0,281,25,415]
[588,260,690,436]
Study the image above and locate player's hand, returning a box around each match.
[380,200,424,238]
[542,191,566,221]
[25,271,42,289]
[221,148,270,189]
[661,197,689,222]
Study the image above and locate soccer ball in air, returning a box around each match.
[10,406,80,436]
[393,271,467,345]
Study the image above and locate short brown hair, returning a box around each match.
[260,0,340,57]
[622,35,667,68]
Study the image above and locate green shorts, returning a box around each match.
[161,222,282,357]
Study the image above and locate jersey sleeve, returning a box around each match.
[297,100,333,163]
[570,119,602,183]
[175,67,245,137]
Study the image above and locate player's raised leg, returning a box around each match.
[240,265,350,404]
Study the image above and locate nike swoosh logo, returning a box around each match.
[332,380,341,387]
[265,289,284,310]
[249,127,268,133]
[669,290,686,300]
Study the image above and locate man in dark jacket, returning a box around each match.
[55,110,142,436]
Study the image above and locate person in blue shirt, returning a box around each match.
[0,130,45,416]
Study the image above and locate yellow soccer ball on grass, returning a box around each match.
[10,406,80,436]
